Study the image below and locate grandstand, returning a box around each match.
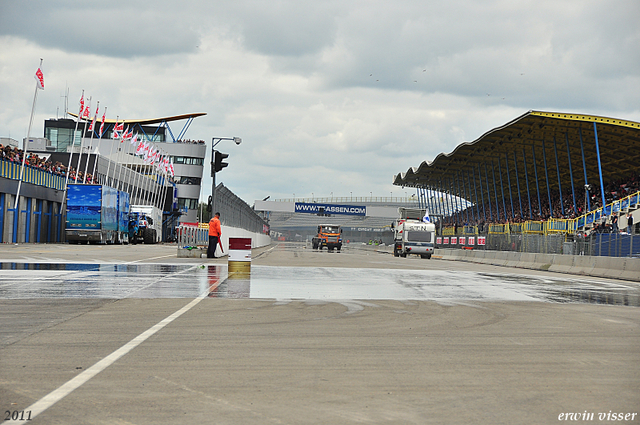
[393,111,640,256]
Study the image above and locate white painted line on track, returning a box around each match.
[9,274,212,422]
[124,253,178,264]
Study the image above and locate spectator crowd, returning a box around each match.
[176,139,206,145]
[436,172,639,231]
[1,144,95,184]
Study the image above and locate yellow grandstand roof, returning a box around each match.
[393,110,640,202]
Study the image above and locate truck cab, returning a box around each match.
[392,208,436,259]
[312,224,343,251]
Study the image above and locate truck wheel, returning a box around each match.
[143,228,153,244]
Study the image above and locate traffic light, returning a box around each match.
[213,150,229,173]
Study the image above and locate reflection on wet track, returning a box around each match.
[0,262,638,306]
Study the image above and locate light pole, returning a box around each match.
[210,137,241,214]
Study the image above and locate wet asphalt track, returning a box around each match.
[1,243,639,424]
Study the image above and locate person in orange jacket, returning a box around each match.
[207,212,222,258]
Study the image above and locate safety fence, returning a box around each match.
[214,183,269,235]
[178,183,269,248]
[0,158,66,190]
[437,231,640,257]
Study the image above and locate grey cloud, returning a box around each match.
[0,1,200,57]
[221,1,341,57]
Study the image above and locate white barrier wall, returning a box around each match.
[218,225,272,252]
[177,223,271,256]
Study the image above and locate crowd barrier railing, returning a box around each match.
[545,219,573,234]
[177,223,209,247]
[442,227,455,235]
[576,191,639,231]
[462,225,478,235]
[488,224,508,234]
[0,158,66,190]
[509,223,524,233]
[523,221,545,234]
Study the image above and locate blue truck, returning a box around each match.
[65,184,130,244]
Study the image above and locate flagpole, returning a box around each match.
[63,90,84,195]
[105,116,118,187]
[91,106,106,182]
[83,101,98,183]
[159,152,170,213]
[153,148,163,208]
[75,96,90,183]
[142,143,153,205]
[14,58,43,210]
[124,134,136,193]
[144,144,155,205]
[152,151,162,208]
[130,141,142,204]
[114,122,127,190]
[75,105,90,183]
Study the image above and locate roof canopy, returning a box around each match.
[68,112,207,125]
[393,111,640,203]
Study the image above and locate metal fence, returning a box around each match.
[177,223,209,247]
[441,232,640,257]
[214,183,268,234]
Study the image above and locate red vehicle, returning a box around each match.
[312,224,343,251]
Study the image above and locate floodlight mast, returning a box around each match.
[210,137,242,215]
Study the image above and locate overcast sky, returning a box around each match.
[1,0,639,205]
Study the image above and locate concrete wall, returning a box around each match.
[347,243,640,282]
[436,248,640,282]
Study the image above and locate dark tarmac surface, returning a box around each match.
[1,242,639,424]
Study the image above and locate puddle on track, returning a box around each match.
[0,262,638,306]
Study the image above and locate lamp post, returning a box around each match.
[210,137,241,214]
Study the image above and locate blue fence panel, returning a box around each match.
[595,234,640,257]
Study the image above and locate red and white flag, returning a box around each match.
[88,102,99,132]
[112,121,124,139]
[122,126,133,141]
[34,68,44,90]
[79,93,85,117]
[99,108,106,138]
[168,161,175,177]
[82,97,91,120]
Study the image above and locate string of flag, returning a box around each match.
[76,92,175,177]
